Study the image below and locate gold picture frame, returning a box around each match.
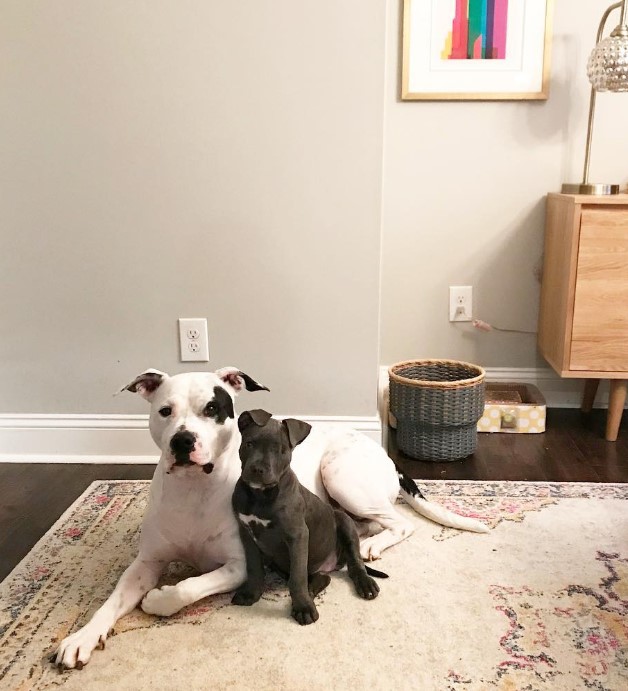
[402,0,553,101]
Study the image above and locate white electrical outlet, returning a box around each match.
[449,286,473,322]
[178,318,209,362]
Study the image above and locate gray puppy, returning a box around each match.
[231,409,386,625]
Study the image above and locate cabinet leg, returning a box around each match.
[581,379,600,413]
[606,380,627,442]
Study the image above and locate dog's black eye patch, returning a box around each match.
[206,387,234,424]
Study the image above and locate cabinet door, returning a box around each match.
[570,208,628,371]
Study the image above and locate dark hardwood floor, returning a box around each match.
[0,409,626,582]
[0,464,154,582]
[390,408,628,482]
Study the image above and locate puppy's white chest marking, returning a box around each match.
[238,513,272,528]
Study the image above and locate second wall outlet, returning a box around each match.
[449,286,473,322]
[178,318,209,362]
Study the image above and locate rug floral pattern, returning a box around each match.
[447,552,628,689]
[0,480,626,690]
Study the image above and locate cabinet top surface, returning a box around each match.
[548,192,628,205]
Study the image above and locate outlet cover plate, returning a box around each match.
[449,286,473,322]
[178,318,209,362]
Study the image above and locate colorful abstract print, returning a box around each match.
[442,0,509,60]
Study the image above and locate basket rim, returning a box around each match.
[388,359,486,389]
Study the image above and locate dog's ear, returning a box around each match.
[216,366,269,394]
[282,418,312,450]
[238,409,273,433]
[118,369,168,401]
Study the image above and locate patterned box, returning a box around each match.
[477,382,546,434]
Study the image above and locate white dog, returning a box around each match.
[54,367,488,669]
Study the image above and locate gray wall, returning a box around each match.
[380,0,628,367]
[0,1,385,415]
[2,1,627,418]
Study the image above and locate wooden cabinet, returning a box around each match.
[538,193,628,441]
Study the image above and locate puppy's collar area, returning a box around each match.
[240,460,291,490]
[244,480,278,491]
[241,482,280,502]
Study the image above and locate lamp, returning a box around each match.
[562,0,628,195]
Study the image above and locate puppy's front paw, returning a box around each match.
[291,598,319,626]
[231,586,262,607]
[141,585,185,617]
[354,572,380,600]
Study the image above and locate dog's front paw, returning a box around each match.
[291,598,319,626]
[231,586,262,607]
[353,572,380,600]
[141,585,185,617]
[52,623,109,670]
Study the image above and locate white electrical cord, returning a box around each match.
[472,319,536,335]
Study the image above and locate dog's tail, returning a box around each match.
[365,565,389,579]
[396,467,489,533]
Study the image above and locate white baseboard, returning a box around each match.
[0,414,382,464]
[1,366,620,464]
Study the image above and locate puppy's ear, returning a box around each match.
[238,409,273,433]
[216,366,269,394]
[118,369,168,401]
[282,419,312,449]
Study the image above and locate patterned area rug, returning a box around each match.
[1,480,627,690]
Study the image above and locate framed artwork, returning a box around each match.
[402,0,553,101]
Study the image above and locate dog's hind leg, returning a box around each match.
[320,437,414,561]
[321,431,488,536]
[356,508,415,561]
[334,510,380,599]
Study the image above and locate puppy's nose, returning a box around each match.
[170,430,196,455]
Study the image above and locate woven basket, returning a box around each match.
[389,359,486,462]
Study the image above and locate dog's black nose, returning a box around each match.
[170,430,196,455]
